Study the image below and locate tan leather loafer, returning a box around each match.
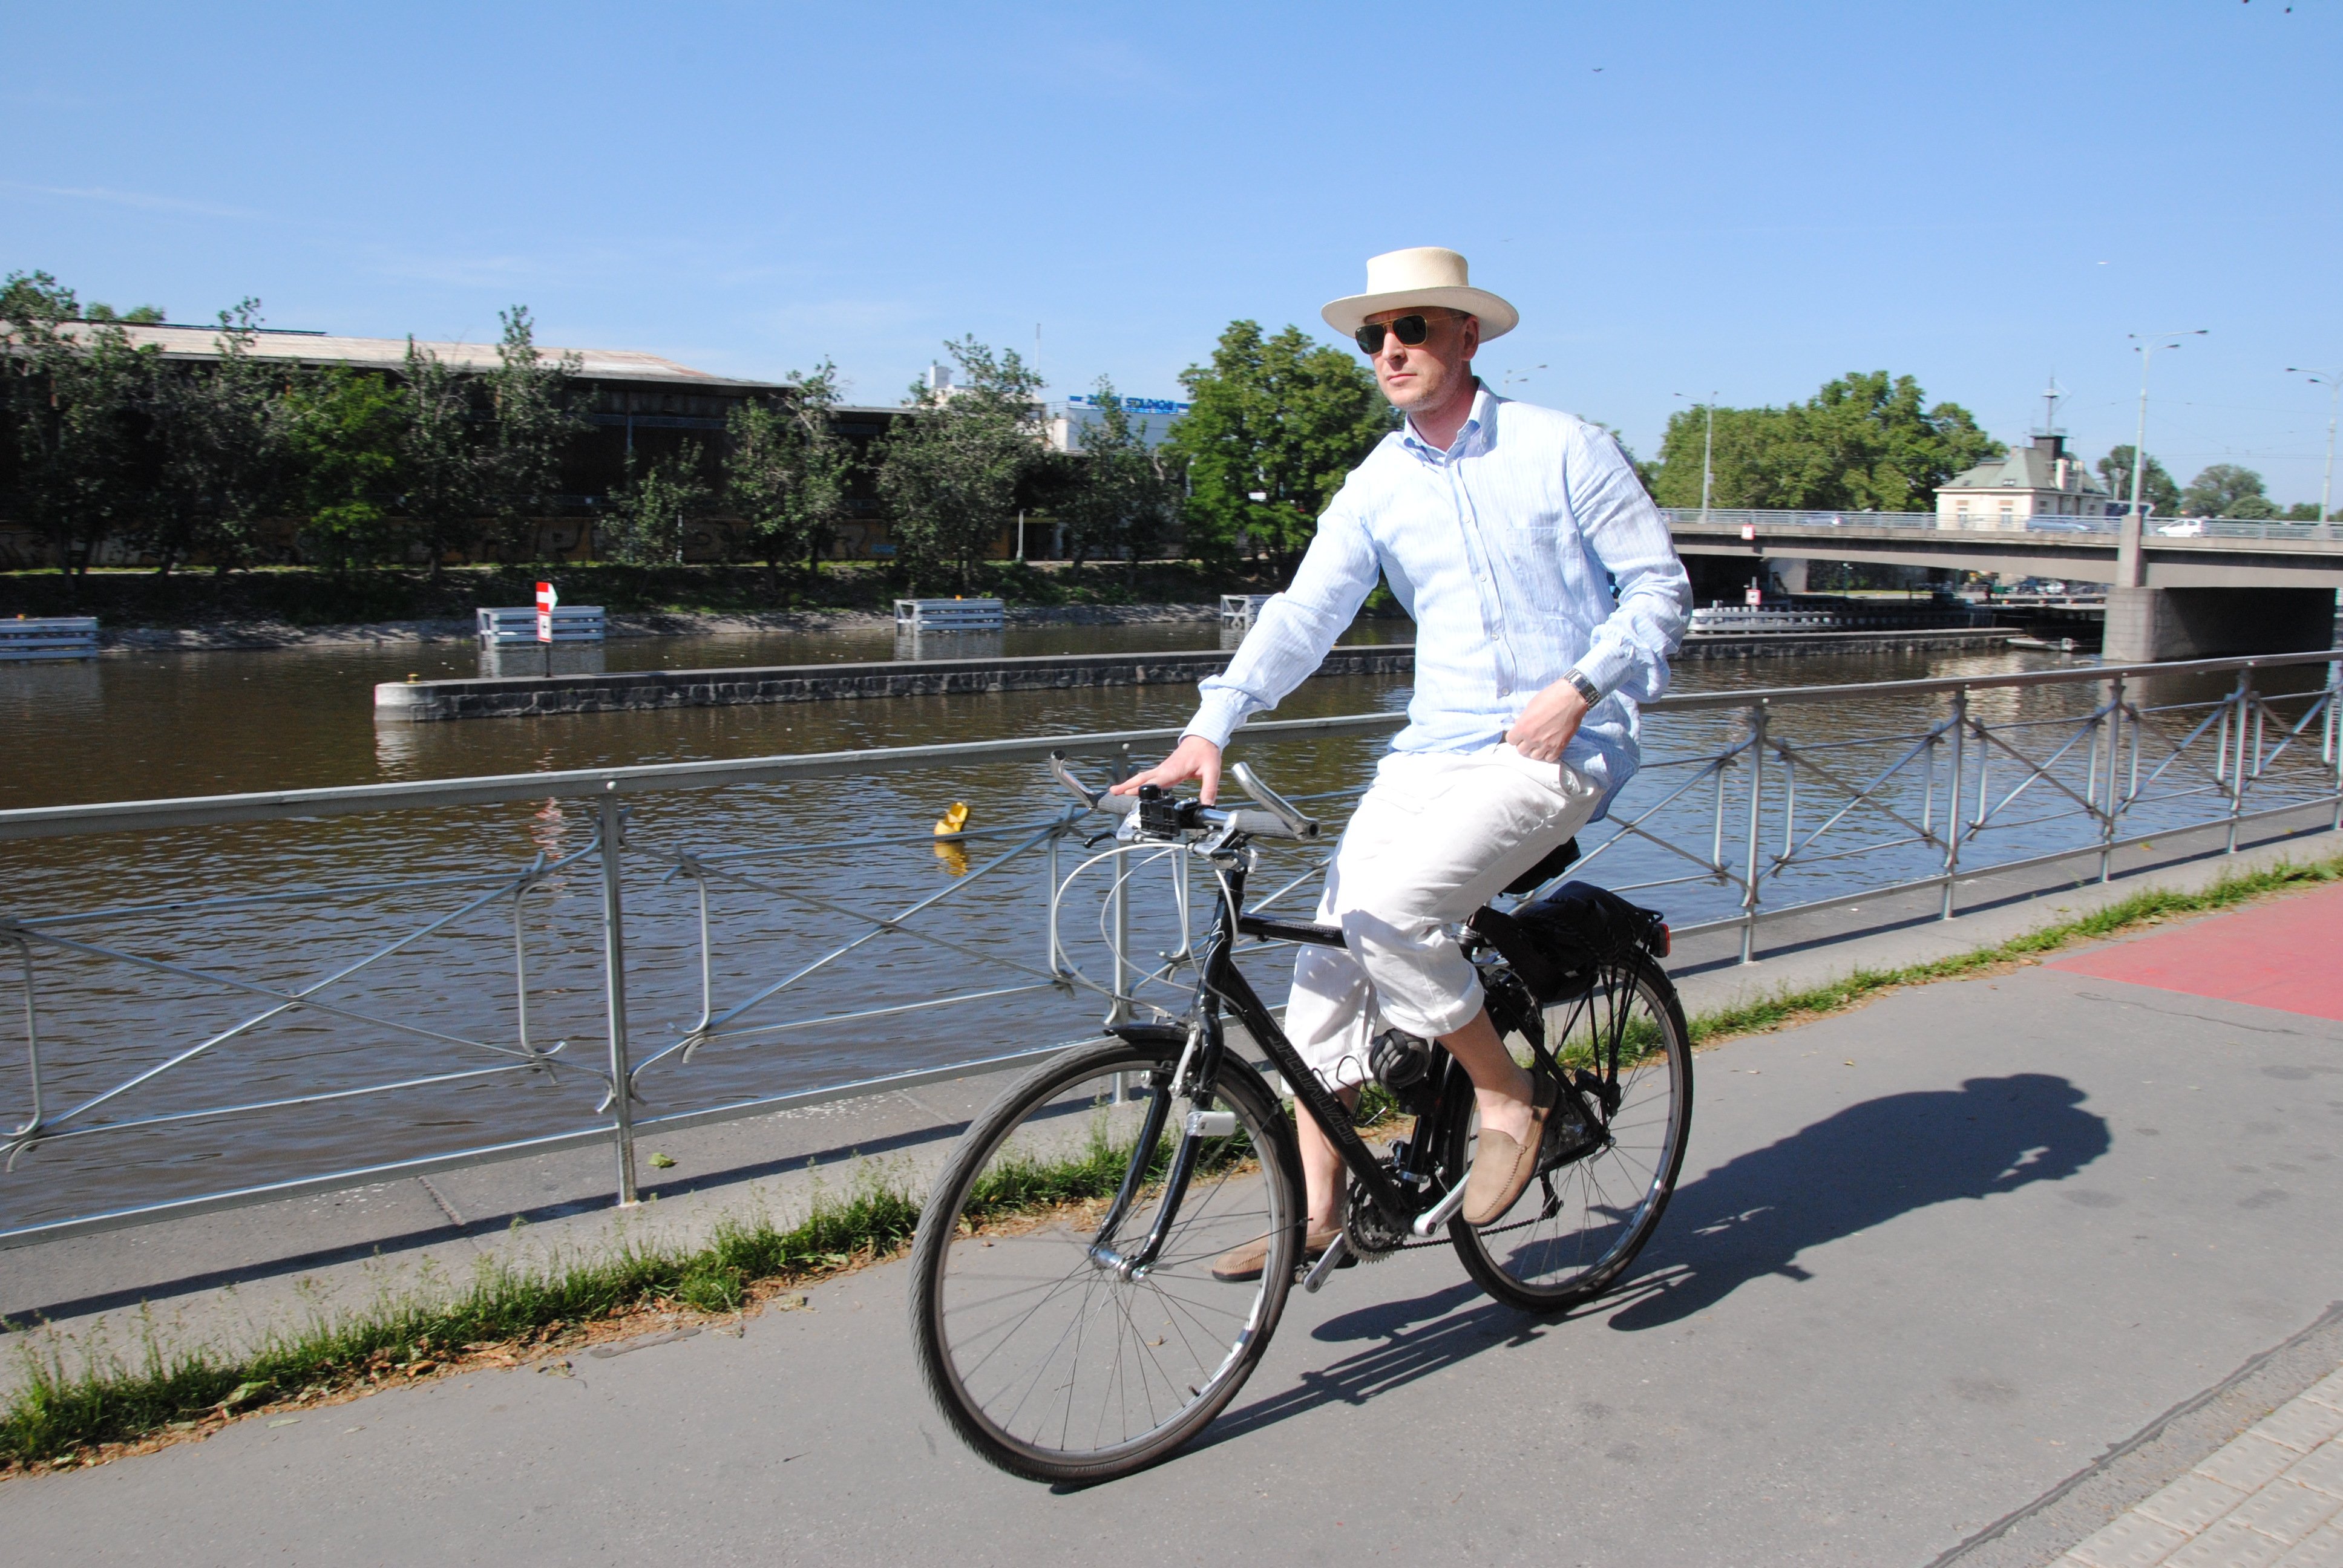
[1210,1224,1342,1283]
[1461,1075,1559,1226]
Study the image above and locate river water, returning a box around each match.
[0,626,2327,1233]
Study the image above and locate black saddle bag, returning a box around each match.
[1467,881,1668,1004]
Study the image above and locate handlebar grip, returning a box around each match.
[1219,808,1311,840]
[1090,792,1136,815]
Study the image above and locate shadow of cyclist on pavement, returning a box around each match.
[1603,1071,2108,1331]
[1196,1073,2107,1451]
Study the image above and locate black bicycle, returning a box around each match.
[908,754,1692,1483]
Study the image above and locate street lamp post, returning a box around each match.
[2120,329,2206,588]
[2286,366,2341,524]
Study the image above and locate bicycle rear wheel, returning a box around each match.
[1447,952,1693,1311]
[908,1037,1302,1483]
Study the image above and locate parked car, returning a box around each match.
[2026,516,2099,534]
[2155,519,2205,537]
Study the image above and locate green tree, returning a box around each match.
[397,338,490,574]
[2096,446,2181,517]
[479,305,584,561]
[145,299,299,574]
[600,442,713,564]
[84,301,166,324]
[1,270,157,573]
[724,360,849,592]
[1653,373,1997,512]
[1063,378,1179,584]
[2180,463,2270,518]
[2282,501,2324,522]
[877,337,1044,591]
[285,365,408,570]
[1164,321,1392,571]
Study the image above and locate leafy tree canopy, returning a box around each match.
[284,365,408,571]
[601,442,714,565]
[2097,446,2181,516]
[2180,462,2270,518]
[878,337,1044,592]
[1652,372,1998,512]
[724,359,849,590]
[1163,321,1392,572]
[2,269,159,572]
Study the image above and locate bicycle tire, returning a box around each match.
[1444,950,1693,1312]
[908,1037,1303,1483]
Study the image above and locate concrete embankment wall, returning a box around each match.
[374,629,2017,722]
[1671,626,2013,661]
[375,645,1415,722]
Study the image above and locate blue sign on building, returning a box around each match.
[1066,393,1190,416]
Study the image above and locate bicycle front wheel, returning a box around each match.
[908,1037,1302,1484]
[1447,952,1693,1311]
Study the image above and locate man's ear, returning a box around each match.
[1458,314,1481,364]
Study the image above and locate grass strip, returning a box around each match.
[1683,851,2343,1046]
[1,1178,923,1474]
[8,848,2339,1472]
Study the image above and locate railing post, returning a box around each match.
[2100,672,2125,883]
[2329,658,2341,829]
[1107,748,1134,1103]
[596,790,639,1206]
[2227,668,2252,854]
[1740,703,1768,964]
[4,932,42,1140]
[1942,689,1967,920]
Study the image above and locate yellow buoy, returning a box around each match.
[933,801,971,875]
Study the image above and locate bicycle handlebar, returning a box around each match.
[1047,751,1317,842]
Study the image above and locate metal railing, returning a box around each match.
[1,652,2338,1248]
[1663,506,2343,543]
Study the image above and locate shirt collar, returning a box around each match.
[1400,381,1500,463]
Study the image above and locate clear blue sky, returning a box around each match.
[8,1,2339,503]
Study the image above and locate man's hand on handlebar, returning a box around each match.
[1110,734,1222,803]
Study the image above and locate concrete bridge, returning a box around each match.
[1665,509,2343,662]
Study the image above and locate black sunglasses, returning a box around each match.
[1354,313,1437,355]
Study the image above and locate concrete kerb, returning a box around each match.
[6,814,2341,1400]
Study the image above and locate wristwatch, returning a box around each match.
[1564,668,1601,707]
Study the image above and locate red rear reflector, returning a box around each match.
[1655,924,1673,958]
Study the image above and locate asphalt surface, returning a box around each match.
[7,898,2343,1566]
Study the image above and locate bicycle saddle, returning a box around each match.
[1501,837,1579,897]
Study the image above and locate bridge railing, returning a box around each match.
[1,652,2338,1247]
[1663,507,2343,543]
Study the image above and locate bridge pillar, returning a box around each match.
[1767,557,1809,595]
[2103,586,2339,663]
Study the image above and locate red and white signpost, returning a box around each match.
[535,582,557,675]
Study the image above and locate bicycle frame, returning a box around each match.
[1081,848,1452,1280]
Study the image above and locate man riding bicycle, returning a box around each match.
[1113,246,1693,1278]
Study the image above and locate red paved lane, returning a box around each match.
[2048,878,2343,1022]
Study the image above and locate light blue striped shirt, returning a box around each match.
[1187,383,1693,809]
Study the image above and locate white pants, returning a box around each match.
[1284,744,1605,1091]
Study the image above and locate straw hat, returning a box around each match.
[1320,247,1519,341]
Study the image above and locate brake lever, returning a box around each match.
[1228,762,1319,838]
[1049,750,1102,808]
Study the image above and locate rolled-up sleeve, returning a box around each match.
[1567,428,1692,704]
[1185,493,1382,748]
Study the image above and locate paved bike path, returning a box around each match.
[7,915,2343,1564]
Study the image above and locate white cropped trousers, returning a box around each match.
[1283,743,1607,1091]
